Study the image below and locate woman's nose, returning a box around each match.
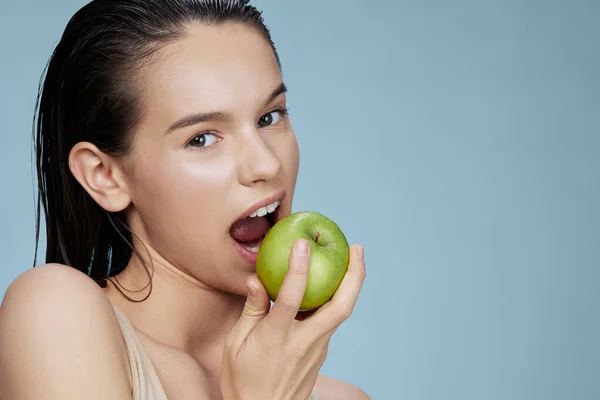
[237,130,282,186]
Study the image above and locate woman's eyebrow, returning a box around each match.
[262,82,287,108]
[166,82,287,134]
[166,111,232,134]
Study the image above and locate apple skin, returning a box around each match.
[256,211,350,310]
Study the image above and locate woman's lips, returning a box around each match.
[232,236,263,265]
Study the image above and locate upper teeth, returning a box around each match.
[249,200,280,218]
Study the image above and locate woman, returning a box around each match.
[0,0,368,399]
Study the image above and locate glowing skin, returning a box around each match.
[118,23,299,297]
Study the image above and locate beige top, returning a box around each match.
[112,305,319,400]
[113,305,169,399]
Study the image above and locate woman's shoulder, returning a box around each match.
[0,263,132,399]
[1,263,115,320]
[316,374,371,399]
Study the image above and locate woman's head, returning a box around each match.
[35,0,299,295]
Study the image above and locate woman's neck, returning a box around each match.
[105,245,246,379]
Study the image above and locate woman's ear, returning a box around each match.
[68,142,132,212]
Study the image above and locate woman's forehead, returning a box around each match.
[138,22,282,123]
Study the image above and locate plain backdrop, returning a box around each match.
[1,1,599,399]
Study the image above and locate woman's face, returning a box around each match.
[123,22,299,295]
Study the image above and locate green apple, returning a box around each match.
[256,211,350,310]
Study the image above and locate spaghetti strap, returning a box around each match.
[112,304,169,400]
[111,304,320,399]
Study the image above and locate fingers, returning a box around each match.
[298,244,366,340]
[228,275,271,349]
[229,242,365,356]
[260,239,311,338]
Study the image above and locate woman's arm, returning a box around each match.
[0,264,132,400]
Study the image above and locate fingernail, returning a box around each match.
[295,239,309,256]
[357,245,364,261]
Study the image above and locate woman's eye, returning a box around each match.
[188,133,219,148]
[257,110,284,127]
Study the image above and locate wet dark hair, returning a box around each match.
[33,0,280,292]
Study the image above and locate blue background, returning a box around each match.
[1,1,599,399]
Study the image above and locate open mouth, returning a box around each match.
[229,195,284,260]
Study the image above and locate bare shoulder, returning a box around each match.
[0,264,131,399]
[0,263,116,323]
[316,374,371,400]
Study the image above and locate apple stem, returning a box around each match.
[312,232,320,244]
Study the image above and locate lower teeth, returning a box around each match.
[239,235,265,254]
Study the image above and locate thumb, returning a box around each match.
[230,276,271,344]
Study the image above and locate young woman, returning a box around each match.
[0,1,368,399]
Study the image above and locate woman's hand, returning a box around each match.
[220,239,366,400]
